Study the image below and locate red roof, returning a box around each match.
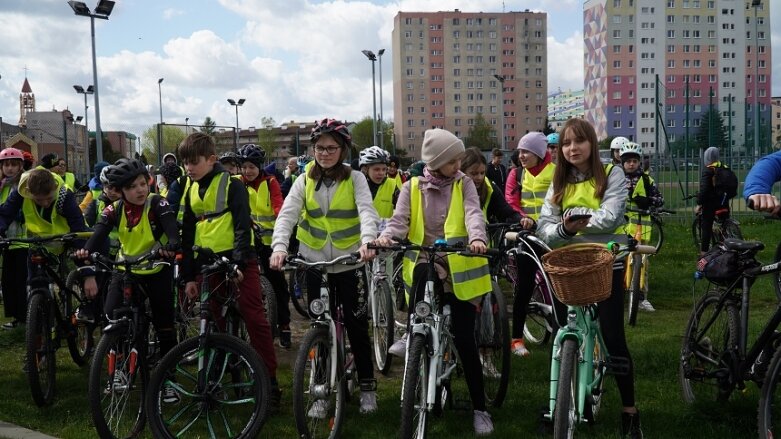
[21,78,32,93]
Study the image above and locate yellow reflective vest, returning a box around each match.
[63,172,76,190]
[189,172,235,254]
[561,164,624,244]
[480,177,494,218]
[372,177,397,219]
[297,174,361,250]
[247,179,276,245]
[624,173,654,241]
[116,196,163,274]
[0,183,26,249]
[22,184,70,254]
[402,177,492,301]
[519,162,555,220]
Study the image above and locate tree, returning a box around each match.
[695,108,729,151]
[200,117,217,136]
[89,134,121,165]
[349,116,393,152]
[463,113,499,151]
[140,124,187,165]
[543,118,555,135]
[257,117,277,159]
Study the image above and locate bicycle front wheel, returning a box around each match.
[372,278,395,375]
[553,338,579,439]
[400,333,429,439]
[260,275,278,338]
[288,268,310,318]
[65,269,97,365]
[679,292,738,404]
[88,329,148,439]
[146,334,270,439]
[759,345,781,438]
[292,326,346,439]
[477,286,510,407]
[25,292,57,407]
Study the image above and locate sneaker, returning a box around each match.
[162,385,180,404]
[278,327,292,350]
[359,391,378,414]
[638,300,655,312]
[388,333,408,357]
[2,320,18,330]
[621,411,643,439]
[473,410,495,436]
[307,399,330,419]
[511,338,530,357]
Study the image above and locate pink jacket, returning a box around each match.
[380,170,487,246]
[505,167,523,214]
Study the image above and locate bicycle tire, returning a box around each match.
[292,326,346,439]
[679,291,739,404]
[175,286,198,343]
[524,282,553,346]
[372,279,395,375]
[146,334,270,439]
[775,242,781,301]
[288,268,310,318]
[260,275,278,338]
[758,344,781,438]
[721,218,743,241]
[25,292,57,407]
[650,215,665,254]
[65,269,96,365]
[553,338,578,439]
[88,330,148,439]
[400,333,429,439]
[477,286,510,407]
[583,336,606,423]
[691,215,703,249]
[627,254,642,327]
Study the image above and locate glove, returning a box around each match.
[633,196,651,210]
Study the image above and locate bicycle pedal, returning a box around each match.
[605,355,631,376]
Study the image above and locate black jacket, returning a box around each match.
[485,181,521,224]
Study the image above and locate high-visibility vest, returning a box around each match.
[372,177,397,219]
[297,174,361,250]
[623,173,653,241]
[96,196,120,254]
[391,173,403,190]
[63,172,76,190]
[116,196,163,274]
[189,172,235,254]
[176,176,192,225]
[519,162,555,220]
[22,184,70,254]
[402,177,492,301]
[480,177,494,218]
[561,164,625,245]
[247,179,276,245]
[0,183,26,249]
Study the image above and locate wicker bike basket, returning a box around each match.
[541,244,614,306]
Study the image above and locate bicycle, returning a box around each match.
[367,249,396,375]
[530,240,645,439]
[686,194,743,249]
[371,240,501,438]
[623,206,674,326]
[0,232,97,407]
[287,252,363,439]
[145,245,271,439]
[87,248,170,439]
[252,225,279,339]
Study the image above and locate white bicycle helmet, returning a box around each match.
[359,146,390,167]
[620,142,642,159]
[99,165,114,187]
[610,136,630,151]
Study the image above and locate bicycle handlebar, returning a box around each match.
[367,242,500,258]
[608,240,657,255]
[192,245,240,277]
[0,231,93,247]
[626,207,676,215]
[284,252,361,270]
[89,248,166,269]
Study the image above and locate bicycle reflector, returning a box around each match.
[309,298,326,316]
[414,301,432,318]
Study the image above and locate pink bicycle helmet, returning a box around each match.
[0,148,24,161]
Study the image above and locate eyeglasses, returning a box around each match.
[314,145,340,155]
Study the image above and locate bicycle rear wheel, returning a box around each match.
[758,345,781,438]
[292,326,346,439]
[400,333,429,439]
[146,334,270,439]
[476,286,510,407]
[679,292,738,404]
[720,218,743,241]
[691,215,703,249]
[65,269,97,365]
[260,275,278,338]
[553,338,579,439]
[25,292,57,407]
[288,268,310,318]
[372,278,395,375]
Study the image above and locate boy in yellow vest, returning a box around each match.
[375,128,495,436]
[179,132,281,409]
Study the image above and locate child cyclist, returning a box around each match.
[618,142,664,312]
[359,146,399,221]
[374,129,495,436]
[178,132,281,409]
[269,118,380,414]
[238,143,292,349]
[536,118,642,438]
[504,132,556,357]
[219,151,241,176]
[0,148,28,330]
[75,159,181,401]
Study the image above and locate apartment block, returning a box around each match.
[392,9,548,159]
[584,0,772,155]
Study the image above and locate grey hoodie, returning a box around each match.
[703,147,720,166]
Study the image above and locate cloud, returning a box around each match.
[162,8,184,20]
[547,31,584,93]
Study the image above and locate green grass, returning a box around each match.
[2,221,781,438]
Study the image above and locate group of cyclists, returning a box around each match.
[10,111,781,438]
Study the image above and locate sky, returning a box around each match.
[0,0,779,151]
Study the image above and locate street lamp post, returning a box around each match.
[378,48,385,149]
[68,0,115,165]
[493,74,506,150]
[752,0,761,158]
[73,84,93,177]
[157,77,164,165]
[185,117,189,134]
[227,98,245,150]
[362,50,378,147]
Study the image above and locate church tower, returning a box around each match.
[19,77,35,127]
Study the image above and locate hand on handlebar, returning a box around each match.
[519,217,535,230]
[358,243,375,262]
[469,240,487,254]
[372,236,395,248]
[269,251,287,271]
[748,194,781,216]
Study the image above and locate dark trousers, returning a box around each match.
[2,248,28,322]
[258,245,290,327]
[512,243,547,339]
[700,202,726,253]
[306,267,373,382]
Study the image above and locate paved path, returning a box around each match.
[0,421,58,439]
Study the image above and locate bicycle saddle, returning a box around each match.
[722,238,764,253]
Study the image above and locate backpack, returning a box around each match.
[711,165,738,201]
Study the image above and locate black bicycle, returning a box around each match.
[686,195,743,250]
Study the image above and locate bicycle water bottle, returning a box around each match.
[694,271,704,280]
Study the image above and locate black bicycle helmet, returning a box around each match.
[157,162,182,185]
[238,144,266,167]
[310,118,352,148]
[218,151,240,167]
[106,158,148,188]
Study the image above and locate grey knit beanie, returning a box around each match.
[517,132,548,160]
[703,147,720,165]
[421,128,465,170]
